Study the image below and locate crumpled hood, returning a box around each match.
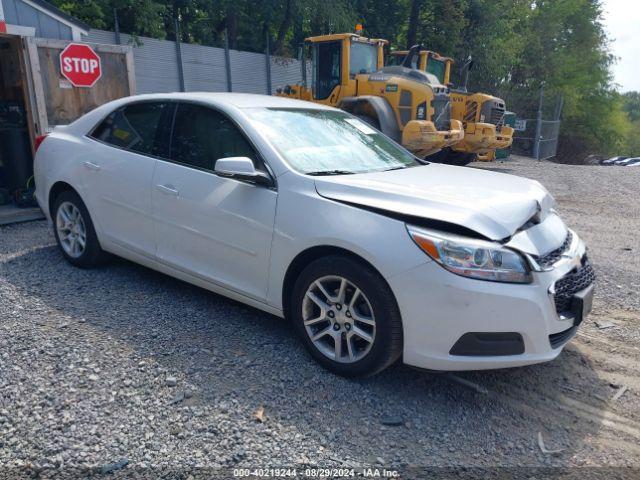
[314,163,556,241]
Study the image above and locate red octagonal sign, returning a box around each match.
[60,43,102,88]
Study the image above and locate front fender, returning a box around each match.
[265,173,429,310]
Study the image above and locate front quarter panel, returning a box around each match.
[266,171,431,311]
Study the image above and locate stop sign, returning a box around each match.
[60,43,102,88]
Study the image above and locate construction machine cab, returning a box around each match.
[388,48,454,86]
[304,34,386,104]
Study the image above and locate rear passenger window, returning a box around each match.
[91,102,168,156]
[170,103,257,171]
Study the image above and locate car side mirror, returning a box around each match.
[214,157,272,186]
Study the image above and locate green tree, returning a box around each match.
[622,92,640,122]
[352,0,408,45]
[53,0,168,39]
[523,0,619,160]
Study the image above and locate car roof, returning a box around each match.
[63,91,339,137]
[119,92,336,111]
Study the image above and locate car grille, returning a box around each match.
[553,257,596,314]
[537,231,573,268]
[549,326,578,349]
[431,93,451,131]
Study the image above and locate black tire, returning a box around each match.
[291,255,403,377]
[424,148,449,163]
[426,148,476,166]
[444,150,477,166]
[52,190,108,268]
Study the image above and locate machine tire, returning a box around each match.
[426,148,477,166]
[446,151,477,166]
[425,149,449,164]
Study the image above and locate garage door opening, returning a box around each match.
[0,33,42,224]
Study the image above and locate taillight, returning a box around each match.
[34,134,48,152]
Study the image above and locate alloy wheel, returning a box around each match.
[56,201,87,258]
[302,275,376,363]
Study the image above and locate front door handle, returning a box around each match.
[156,184,179,197]
[83,161,101,171]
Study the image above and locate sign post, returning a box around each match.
[513,119,527,132]
[59,43,102,88]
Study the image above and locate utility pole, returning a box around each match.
[224,29,232,92]
[299,45,307,89]
[265,31,272,95]
[114,8,121,45]
[174,18,185,92]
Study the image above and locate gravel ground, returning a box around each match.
[0,155,639,478]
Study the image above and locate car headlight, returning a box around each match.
[407,226,532,283]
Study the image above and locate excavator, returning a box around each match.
[276,33,465,161]
[387,49,514,163]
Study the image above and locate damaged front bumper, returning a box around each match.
[392,215,595,371]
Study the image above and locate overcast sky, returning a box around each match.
[602,0,640,92]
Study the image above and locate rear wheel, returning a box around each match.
[52,190,107,268]
[291,255,403,377]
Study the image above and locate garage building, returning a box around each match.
[1,0,133,224]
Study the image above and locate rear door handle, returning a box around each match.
[156,184,179,197]
[83,161,101,171]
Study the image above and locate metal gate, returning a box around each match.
[511,87,563,160]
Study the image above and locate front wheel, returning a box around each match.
[291,255,403,377]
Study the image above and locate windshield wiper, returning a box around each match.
[384,165,409,171]
[306,170,355,176]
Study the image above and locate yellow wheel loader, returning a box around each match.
[276,34,464,160]
[388,49,514,163]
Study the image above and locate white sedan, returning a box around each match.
[34,93,595,377]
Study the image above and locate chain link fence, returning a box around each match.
[509,88,563,160]
[448,62,564,161]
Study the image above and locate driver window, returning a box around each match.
[170,103,256,171]
[313,41,341,100]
